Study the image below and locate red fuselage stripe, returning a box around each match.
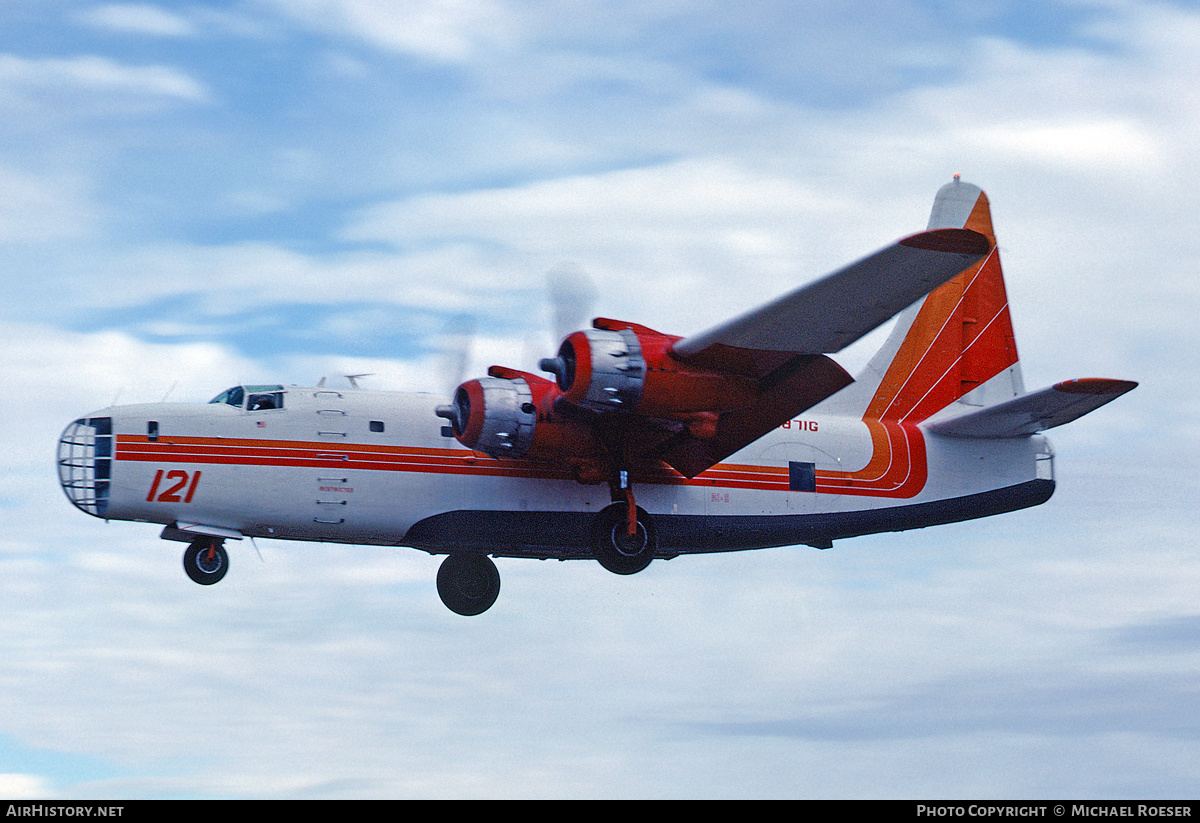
[115,435,797,492]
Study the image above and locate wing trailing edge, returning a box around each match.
[925,378,1138,439]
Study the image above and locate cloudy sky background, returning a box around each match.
[2,0,1197,798]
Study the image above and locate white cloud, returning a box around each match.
[340,158,868,338]
[0,53,210,107]
[75,3,199,38]
[78,239,509,318]
[962,118,1161,172]
[0,773,55,799]
[266,0,518,62]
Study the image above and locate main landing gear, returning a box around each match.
[591,501,656,575]
[183,537,228,585]
[437,552,501,616]
[591,474,657,575]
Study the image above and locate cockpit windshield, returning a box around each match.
[209,385,284,410]
[209,386,244,407]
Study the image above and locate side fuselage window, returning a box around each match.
[248,392,282,411]
[245,385,285,411]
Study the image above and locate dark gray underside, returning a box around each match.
[402,479,1055,559]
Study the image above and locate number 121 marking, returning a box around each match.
[146,469,202,503]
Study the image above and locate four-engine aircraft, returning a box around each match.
[57,178,1136,614]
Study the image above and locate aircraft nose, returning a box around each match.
[57,416,113,517]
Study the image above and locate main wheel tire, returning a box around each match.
[183,538,228,585]
[591,503,655,575]
[437,553,501,616]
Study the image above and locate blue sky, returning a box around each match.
[3,0,1199,799]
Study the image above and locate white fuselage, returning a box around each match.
[59,384,1055,558]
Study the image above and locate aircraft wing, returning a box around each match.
[926,378,1138,438]
[440,226,993,480]
[648,227,990,475]
[671,228,992,376]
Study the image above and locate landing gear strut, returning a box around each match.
[183,537,228,585]
[437,552,501,616]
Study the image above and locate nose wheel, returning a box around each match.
[437,553,501,615]
[183,538,228,585]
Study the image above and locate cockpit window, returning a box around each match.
[209,386,245,407]
[247,387,284,411]
[209,385,284,410]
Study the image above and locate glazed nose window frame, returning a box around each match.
[57,417,112,517]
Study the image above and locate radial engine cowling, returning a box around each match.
[436,376,537,458]
[539,327,646,413]
[540,323,755,419]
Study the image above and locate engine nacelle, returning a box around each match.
[436,372,607,475]
[539,321,755,421]
[540,327,645,413]
[436,376,537,458]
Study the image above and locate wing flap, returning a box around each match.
[671,227,990,376]
[926,378,1137,439]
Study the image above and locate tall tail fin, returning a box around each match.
[826,177,1023,423]
[810,179,1134,500]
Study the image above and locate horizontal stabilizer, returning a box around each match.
[926,378,1137,439]
[672,227,990,374]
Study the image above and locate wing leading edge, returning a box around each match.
[670,227,991,376]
